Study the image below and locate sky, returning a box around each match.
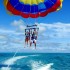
[0,0,70,53]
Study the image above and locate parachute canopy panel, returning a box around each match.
[4,0,63,18]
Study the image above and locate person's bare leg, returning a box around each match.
[34,42,36,49]
[24,39,26,48]
[34,40,36,49]
[30,42,32,47]
[28,40,30,47]
[25,38,28,47]
[26,38,29,47]
[27,40,28,47]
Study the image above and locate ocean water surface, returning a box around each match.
[0,53,70,70]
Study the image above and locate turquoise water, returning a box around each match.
[0,53,70,70]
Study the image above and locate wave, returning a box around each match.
[1,55,54,70]
[31,61,54,70]
[37,63,54,70]
[1,56,27,70]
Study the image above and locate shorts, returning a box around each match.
[25,37,30,42]
[30,39,36,43]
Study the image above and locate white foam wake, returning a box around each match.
[31,61,54,70]
[1,56,27,70]
[37,63,53,70]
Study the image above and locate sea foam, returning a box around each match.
[1,56,27,70]
[37,63,54,70]
[31,61,54,70]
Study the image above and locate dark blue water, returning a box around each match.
[0,53,70,70]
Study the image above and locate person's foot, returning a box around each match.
[30,42,32,47]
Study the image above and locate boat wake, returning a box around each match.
[1,56,27,70]
[37,63,54,70]
[31,61,54,70]
[1,55,54,70]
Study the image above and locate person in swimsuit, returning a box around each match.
[25,30,30,47]
[30,29,38,49]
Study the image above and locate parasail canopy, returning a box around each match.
[4,0,63,18]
